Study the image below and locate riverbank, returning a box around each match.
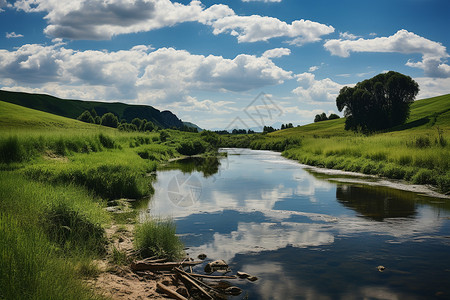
[219,94,450,195]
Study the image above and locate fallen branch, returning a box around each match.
[157,282,188,300]
[131,261,202,271]
[175,268,214,299]
[189,273,237,280]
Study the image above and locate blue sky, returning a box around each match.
[1,0,449,130]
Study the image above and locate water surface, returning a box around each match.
[145,149,450,299]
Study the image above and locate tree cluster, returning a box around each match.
[77,110,156,132]
[314,113,340,123]
[280,123,294,129]
[336,71,419,132]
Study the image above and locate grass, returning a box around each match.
[134,218,185,261]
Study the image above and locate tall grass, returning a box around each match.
[0,173,108,299]
[134,218,184,261]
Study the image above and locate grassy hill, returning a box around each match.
[0,100,108,131]
[272,94,450,138]
[0,90,184,129]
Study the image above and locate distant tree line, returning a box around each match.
[314,112,340,123]
[77,109,156,132]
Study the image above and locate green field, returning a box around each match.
[0,101,217,299]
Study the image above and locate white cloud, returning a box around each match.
[11,0,333,45]
[339,31,359,40]
[167,96,237,115]
[5,32,23,38]
[262,48,291,58]
[324,29,450,78]
[292,72,347,103]
[212,15,334,45]
[415,77,450,99]
[0,44,292,103]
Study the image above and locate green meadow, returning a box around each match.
[0,101,215,299]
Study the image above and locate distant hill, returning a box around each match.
[183,121,203,132]
[0,90,184,129]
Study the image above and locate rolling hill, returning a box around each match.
[271,94,450,138]
[0,90,184,129]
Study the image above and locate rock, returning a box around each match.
[204,259,228,273]
[225,286,242,296]
[198,253,207,260]
[237,271,250,279]
[377,265,386,272]
[237,271,257,281]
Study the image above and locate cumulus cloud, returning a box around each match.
[324,29,450,78]
[292,72,346,103]
[0,43,292,102]
[339,31,359,40]
[167,96,237,115]
[11,0,333,45]
[5,32,24,38]
[212,15,334,45]
[262,48,291,58]
[415,77,450,99]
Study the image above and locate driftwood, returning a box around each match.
[157,282,188,300]
[190,273,237,279]
[131,260,203,271]
[175,270,213,300]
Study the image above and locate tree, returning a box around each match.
[314,112,328,123]
[77,110,94,123]
[101,112,119,128]
[131,118,144,131]
[328,113,340,120]
[336,71,419,132]
[143,121,155,132]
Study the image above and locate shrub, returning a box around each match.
[77,111,95,124]
[98,133,115,149]
[0,136,25,163]
[415,136,431,148]
[101,113,118,128]
[176,140,207,156]
[134,218,184,260]
[412,169,435,185]
[45,203,106,255]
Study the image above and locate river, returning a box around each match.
[144,148,450,299]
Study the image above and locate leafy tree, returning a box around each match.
[336,71,419,132]
[77,110,94,123]
[131,118,144,130]
[101,112,119,128]
[263,126,276,133]
[143,121,155,132]
[314,112,328,123]
[159,130,169,142]
[91,108,98,118]
[328,113,340,120]
[94,116,101,124]
[118,123,137,132]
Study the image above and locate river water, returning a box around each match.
[145,148,450,299]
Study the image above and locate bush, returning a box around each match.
[77,111,95,124]
[45,203,106,255]
[412,169,435,185]
[176,140,207,156]
[0,136,25,163]
[98,133,115,149]
[101,113,118,128]
[118,123,137,132]
[415,136,431,148]
[134,218,184,260]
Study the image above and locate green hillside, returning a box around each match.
[0,90,184,129]
[0,100,108,131]
[272,94,450,138]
